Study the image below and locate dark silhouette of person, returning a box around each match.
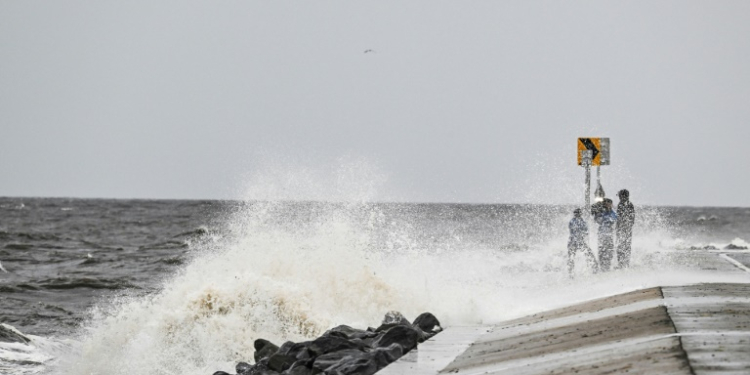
[595,198,618,272]
[568,208,598,276]
[616,189,636,268]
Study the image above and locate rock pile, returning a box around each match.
[212,311,441,375]
[687,245,719,250]
[686,244,749,250]
[724,243,748,250]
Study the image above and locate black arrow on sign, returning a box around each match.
[579,138,599,161]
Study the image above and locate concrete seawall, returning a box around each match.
[379,251,750,375]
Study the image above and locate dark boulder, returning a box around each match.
[324,344,403,375]
[349,337,376,348]
[369,343,404,373]
[276,341,313,361]
[277,341,296,356]
[293,347,313,362]
[232,361,283,375]
[282,365,313,375]
[412,312,442,342]
[688,245,718,250]
[725,243,748,250]
[323,356,376,375]
[413,312,442,333]
[373,322,402,333]
[324,325,379,341]
[308,336,366,357]
[254,339,280,363]
[242,363,281,375]
[213,312,441,375]
[311,349,367,374]
[236,361,252,374]
[369,343,403,369]
[372,325,420,351]
[267,353,296,373]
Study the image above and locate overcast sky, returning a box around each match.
[1,1,749,206]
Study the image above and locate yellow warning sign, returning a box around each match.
[578,138,610,166]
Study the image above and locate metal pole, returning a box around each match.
[582,150,592,213]
[585,163,591,213]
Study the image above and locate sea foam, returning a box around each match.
[55,198,749,375]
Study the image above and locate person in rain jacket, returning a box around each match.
[616,189,636,269]
[595,198,618,272]
[568,208,598,276]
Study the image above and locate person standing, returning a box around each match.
[568,208,598,276]
[616,189,636,268]
[595,198,618,272]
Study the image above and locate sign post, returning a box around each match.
[578,137,610,213]
[581,150,592,213]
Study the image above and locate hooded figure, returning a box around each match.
[568,208,598,275]
[616,189,636,268]
[595,198,618,272]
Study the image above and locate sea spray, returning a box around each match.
[1,195,748,375]
[57,199,748,375]
[62,201,425,375]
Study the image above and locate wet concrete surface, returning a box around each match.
[378,251,750,375]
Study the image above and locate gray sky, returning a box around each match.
[1,1,749,206]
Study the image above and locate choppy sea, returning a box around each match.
[1,197,749,375]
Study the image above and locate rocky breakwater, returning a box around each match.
[213,311,442,375]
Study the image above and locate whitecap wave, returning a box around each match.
[0,324,74,375]
[53,200,750,375]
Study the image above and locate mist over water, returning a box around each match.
[1,163,749,375]
[62,204,748,375]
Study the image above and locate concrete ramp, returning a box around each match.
[379,282,750,375]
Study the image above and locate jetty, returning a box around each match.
[378,250,750,374]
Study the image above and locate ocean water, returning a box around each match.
[1,197,749,375]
